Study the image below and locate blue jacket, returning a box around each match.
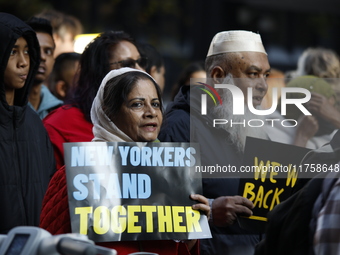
[28,85,63,119]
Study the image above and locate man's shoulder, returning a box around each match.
[165,107,190,124]
[159,105,190,142]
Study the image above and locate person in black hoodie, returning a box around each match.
[0,12,56,234]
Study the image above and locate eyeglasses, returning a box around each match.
[109,57,148,69]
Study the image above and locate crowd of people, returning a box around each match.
[0,9,340,255]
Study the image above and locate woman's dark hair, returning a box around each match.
[68,30,135,122]
[171,60,205,100]
[102,71,163,120]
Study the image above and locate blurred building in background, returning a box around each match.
[3,0,339,101]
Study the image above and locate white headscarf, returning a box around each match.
[90,67,156,142]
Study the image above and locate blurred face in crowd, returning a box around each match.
[4,37,30,91]
[114,78,163,142]
[35,32,55,85]
[109,41,146,71]
[150,65,166,92]
[57,59,80,100]
[191,70,207,80]
[53,31,74,57]
[185,70,206,86]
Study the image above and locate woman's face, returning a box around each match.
[109,41,145,71]
[114,79,163,142]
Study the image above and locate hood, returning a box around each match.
[167,85,216,122]
[0,13,40,108]
[165,85,191,116]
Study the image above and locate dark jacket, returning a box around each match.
[255,130,340,255]
[0,13,56,234]
[159,86,261,255]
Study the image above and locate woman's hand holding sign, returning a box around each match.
[190,194,211,219]
[185,194,211,250]
[211,196,254,226]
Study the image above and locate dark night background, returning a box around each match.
[1,0,340,101]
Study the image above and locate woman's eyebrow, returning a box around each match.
[127,98,145,103]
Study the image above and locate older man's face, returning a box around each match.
[229,52,271,107]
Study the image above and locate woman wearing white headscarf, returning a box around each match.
[40,68,209,255]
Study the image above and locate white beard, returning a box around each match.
[212,76,268,152]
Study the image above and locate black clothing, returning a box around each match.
[255,130,340,255]
[255,176,325,255]
[0,13,56,234]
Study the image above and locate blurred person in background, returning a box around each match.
[137,42,166,93]
[261,68,285,110]
[296,47,340,111]
[266,75,338,149]
[170,60,206,101]
[26,16,63,119]
[296,47,340,80]
[36,9,83,57]
[266,48,340,149]
[47,52,81,101]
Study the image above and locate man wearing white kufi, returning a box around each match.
[159,30,271,255]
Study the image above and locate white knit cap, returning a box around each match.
[207,30,267,57]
